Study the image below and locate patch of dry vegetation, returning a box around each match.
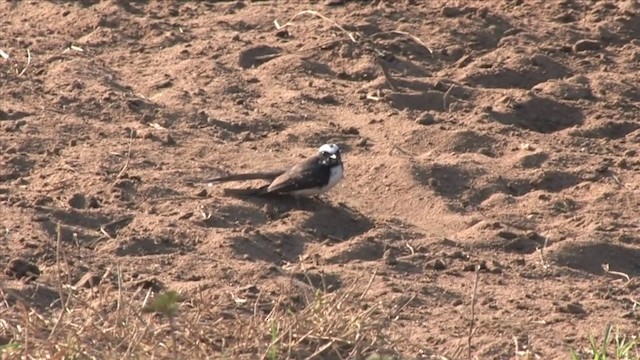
[1,267,405,359]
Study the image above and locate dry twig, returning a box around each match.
[49,223,70,339]
[443,83,455,111]
[602,263,631,284]
[468,265,480,360]
[18,48,31,76]
[116,129,135,180]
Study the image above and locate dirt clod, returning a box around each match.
[341,126,359,135]
[355,137,368,147]
[131,277,164,292]
[430,258,447,270]
[441,6,462,17]
[557,302,587,315]
[68,193,87,209]
[164,133,176,146]
[5,257,40,281]
[497,230,518,240]
[383,249,398,265]
[573,39,601,52]
[415,112,436,125]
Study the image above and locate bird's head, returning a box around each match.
[318,143,342,165]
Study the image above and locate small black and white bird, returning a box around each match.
[206,143,343,197]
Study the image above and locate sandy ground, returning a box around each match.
[2,0,640,359]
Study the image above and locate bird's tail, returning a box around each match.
[222,185,270,197]
[204,170,284,184]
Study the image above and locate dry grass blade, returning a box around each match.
[359,269,377,300]
[443,83,455,111]
[275,10,358,43]
[468,264,481,360]
[48,223,68,339]
[602,263,631,283]
[377,59,397,91]
[370,30,434,54]
[116,129,134,180]
[304,340,335,360]
[536,236,550,269]
[18,48,31,76]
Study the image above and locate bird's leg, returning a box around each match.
[312,195,326,203]
[294,196,302,209]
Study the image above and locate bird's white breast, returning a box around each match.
[324,164,344,191]
[289,164,343,197]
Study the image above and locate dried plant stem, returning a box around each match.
[443,83,455,111]
[49,223,69,339]
[116,129,134,179]
[18,48,31,76]
[468,265,480,360]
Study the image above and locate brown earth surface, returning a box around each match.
[2,0,640,359]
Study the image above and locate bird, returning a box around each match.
[205,143,343,197]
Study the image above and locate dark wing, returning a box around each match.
[204,170,285,184]
[266,156,330,194]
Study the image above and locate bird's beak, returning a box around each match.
[329,154,338,159]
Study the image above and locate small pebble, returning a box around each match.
[196,189,207,197]
[130,277,164,292]
[320,94,338,104]
[341,126,359,135]
[617,158,628,169]
[68,193,87,209]
[463,261,488,272]
[239,284,259,295]
[15,119,27,128]
[356,138,368,147]
[164,133,176,146]
[557,302,586,315]
[529,53,552,67]
[275,28,290,38]
[383,249,397,265]
[573,39,601,52]
[239,131,253,141]
[441,6,461,17]
[87,196,101,208]
[416,112,436,125]
[497,230,518,240]
[431,259,447,270]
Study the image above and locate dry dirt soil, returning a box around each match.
[2,0,640,359]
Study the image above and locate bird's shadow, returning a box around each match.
[224,192,374,264]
